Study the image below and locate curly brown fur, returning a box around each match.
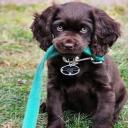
[31,2,127,128]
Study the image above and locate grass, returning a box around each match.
[0,3,128,128]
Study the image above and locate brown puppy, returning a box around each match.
[31,2,127,128]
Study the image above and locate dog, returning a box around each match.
[31,2,127,128]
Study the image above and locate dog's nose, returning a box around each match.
[63,39,76,49]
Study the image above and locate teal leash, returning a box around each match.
[22,45,104,128]
[22,45,59,128]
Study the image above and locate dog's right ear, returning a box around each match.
[31,6,58,51]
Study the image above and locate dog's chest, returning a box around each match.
[63,79,95,99]
[61,76,97,113]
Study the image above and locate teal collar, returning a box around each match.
[48,45,105,63]
[83,47,105,63]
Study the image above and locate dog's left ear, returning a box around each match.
[91,9,121,55]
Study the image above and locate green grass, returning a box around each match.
[0,3,128,128]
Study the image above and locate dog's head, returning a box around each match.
[31,2,120,56]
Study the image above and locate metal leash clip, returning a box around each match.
[61,57,80,76]
[60,56,102,76]
[91,57,103,64]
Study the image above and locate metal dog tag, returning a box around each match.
[60,64,80,76]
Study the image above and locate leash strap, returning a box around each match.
[22,45,59,128]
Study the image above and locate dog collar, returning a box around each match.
[83,47,105,63]
[46,45,105,76]
[48,45,105,63]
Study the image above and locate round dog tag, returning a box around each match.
[60,65,80,76]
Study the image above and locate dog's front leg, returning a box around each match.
[93,90,115,128]
[47,86,64,128]
[92,64,115,128]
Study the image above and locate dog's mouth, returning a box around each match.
[54,43,84,58]
[53,35,84,57]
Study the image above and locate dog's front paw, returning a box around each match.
[47,120,64,128]
[93,124,113,128]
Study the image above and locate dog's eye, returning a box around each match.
[57,25,63,32]
[80,27,88,33]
